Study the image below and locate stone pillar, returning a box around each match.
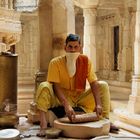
[75,6,84,49]
[113,0,140,135]
[5,0,8,9]
[52,0,75,57]
[83,8,97,72]
[119,8,132,81]
[127,0,140,114]
[39,0,53,72]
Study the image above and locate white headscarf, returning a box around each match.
[66,52,80,77]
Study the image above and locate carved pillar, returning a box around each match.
[38,0,53,72]
[127,0,140,113]
[119,8,132,81]
[52,0,75,57]
[75,6,84,48]
[83,8,97,71]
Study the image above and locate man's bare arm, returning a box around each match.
[90,81,103,117]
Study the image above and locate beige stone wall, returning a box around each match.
[16,0,136,86]
[96,2,136,82]
[52,0,75,57]
[16,12,40,85]
[16,0,76,87]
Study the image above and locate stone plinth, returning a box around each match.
[114,108,140,135]
[128,95,140,114]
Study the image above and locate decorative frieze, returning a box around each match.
[97,14,115,21]
[0,8,21,34]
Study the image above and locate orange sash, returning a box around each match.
[75,55,88,92]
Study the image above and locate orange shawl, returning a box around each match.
[75,55,88,92]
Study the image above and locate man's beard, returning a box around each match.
[66,52,80,77]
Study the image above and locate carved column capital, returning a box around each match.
[83,8,97,26]
[83,8,97,17]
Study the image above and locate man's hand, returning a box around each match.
[53,83,76,121]
[95,104,103,118]
[90,81,103,118]
[64,104,76,121]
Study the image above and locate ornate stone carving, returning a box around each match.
[0,10,21,33]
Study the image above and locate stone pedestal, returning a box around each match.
[114,108,140,135]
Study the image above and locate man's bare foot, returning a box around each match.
[36,129,47,137]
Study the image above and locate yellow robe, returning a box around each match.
[36,55,110,118]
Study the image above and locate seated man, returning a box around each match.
[36,34,117,137]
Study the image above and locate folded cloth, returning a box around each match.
[75,55,88,92]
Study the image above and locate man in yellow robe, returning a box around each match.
[36,34,111,136]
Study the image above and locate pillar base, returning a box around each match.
[114,121,140,136]
[114,108,140,135]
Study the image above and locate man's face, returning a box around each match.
[65,41,81,53]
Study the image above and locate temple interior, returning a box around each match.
[0,0,140,139]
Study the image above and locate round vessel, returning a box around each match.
[0,129,20,140]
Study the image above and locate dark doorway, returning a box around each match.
[113,26,119,70]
